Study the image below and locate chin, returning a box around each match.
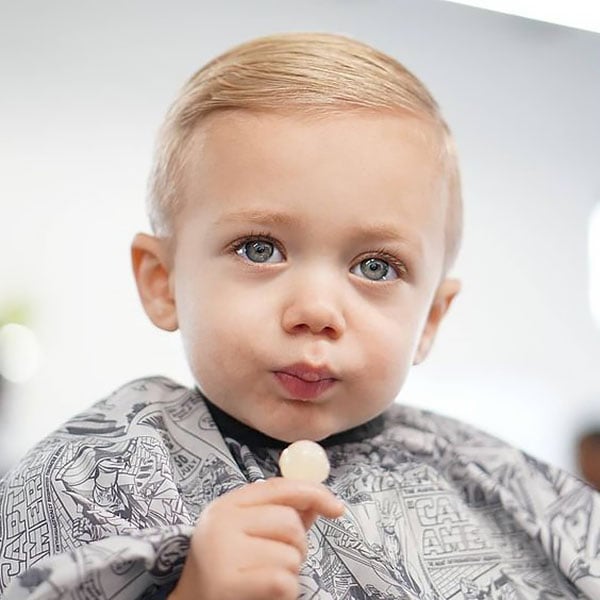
[273,423,339,444]
[253,403,343,442]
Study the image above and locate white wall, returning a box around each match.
[1,0,599,474]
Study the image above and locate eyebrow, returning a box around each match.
[343,222,423,259]
[213,209,300,228]
[214,208,422,254]
[347,223,417,244]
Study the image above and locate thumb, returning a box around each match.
[298,508,319,530]
[298,501,344,530]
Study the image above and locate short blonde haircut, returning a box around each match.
[148,32,462,271]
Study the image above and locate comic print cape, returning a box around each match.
[1,376,599,599]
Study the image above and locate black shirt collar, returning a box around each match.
[201,393,384,449]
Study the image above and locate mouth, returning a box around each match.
[274,363,338,400]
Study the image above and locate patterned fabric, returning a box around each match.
[1,376,598,599]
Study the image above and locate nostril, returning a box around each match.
[281,297,346,338]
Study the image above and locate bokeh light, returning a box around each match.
[0,323,41,383]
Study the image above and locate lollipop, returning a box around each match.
[279,440,330,483]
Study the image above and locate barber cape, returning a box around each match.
[1,377,599,599]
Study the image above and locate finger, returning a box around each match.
[240,566,299,600]
[243,505,307,556]
[297,508,319,531]
[239,537,304,575]
[236,478,345,522]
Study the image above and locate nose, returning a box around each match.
[281,275,346,339]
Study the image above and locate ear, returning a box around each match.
[131,233,178,332]
[413,278,460,365]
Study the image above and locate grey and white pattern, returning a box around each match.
[1,376,598,599]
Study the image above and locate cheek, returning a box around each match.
[372,336,413,387]
[177,280,272,372]
[355,306,425,384]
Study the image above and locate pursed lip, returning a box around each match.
[276,362,337,382]
[273,362,338,400]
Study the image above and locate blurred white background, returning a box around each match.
[1,0,599,475]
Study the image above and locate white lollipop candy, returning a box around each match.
[279,440,330,483]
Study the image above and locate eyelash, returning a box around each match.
[229,234,408,279]
[230,231,286,259]
[361,249,408,279]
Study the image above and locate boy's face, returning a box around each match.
[134,110,459,442]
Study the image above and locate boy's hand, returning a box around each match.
[168,477,344,600]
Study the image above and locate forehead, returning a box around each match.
[190,107,440,165]
[177,110,446,255]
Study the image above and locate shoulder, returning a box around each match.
[379,402,512,458]
[0,377,204,592]
[57,376,201,439]
[379,403,596,508]
[83,375,197,419]
[0,376,204,484]
[381,402,598,523]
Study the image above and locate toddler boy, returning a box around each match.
[1,33,599,600]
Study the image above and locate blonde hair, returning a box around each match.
[148,32,462,270]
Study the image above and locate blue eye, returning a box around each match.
[236,239,284,263]
[351,257,398,281]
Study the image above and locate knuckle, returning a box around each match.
[282,507,306,548]
[284,504,303,526]
[291,525,307,552]
[262,477,282,490]
[196,502,221,532]
[194,498,237,543]
[265,570,297,599]
[283,504,303,527]
[289,546,303,573]
[200,500,217,520]
[298,535,308,561]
